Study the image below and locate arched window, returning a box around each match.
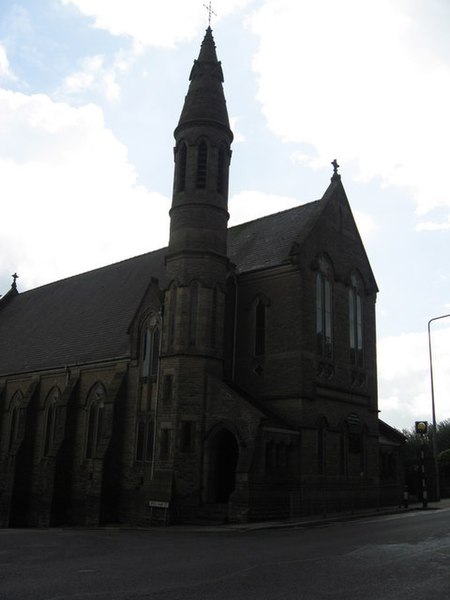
[255,299,266,357]
[176,142,187,192]
[159,428,171,459]
[135,419,154,462]
[8,392,24,452]
[196,141,207,189]
[168,284,177,348]
[316,257,333,358]
[217,145,225,194]
[150,327,160,375]
[349,273,364,367]
[180,420,196,453]
[44,387,61,456]
[341,413,363,478]
[86,384,105,459]
[141,317,160,378]
[189,282,199,346]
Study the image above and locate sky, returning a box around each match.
[0,0,449,432]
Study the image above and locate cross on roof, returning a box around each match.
[203,1,217,26]
[11,272,19,288]
[331,159,340,175]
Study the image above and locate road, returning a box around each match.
[1,507,450,599]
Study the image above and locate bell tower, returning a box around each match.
[152,28,233,514]
[165,26,233,361]
[168,26,233,281]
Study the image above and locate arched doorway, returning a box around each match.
[209,429,239,503]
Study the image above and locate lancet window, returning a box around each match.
[349,273,364,367]
[86,383,105,459]
[196,141,208,189]
[316,257,333,358]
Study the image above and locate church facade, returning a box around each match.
[0,28,403,527]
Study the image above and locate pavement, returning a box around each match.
[164,497,450,533]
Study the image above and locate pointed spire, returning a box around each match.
[197,27,220,65]
[176,28,231,132]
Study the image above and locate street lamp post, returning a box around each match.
[427,313,450,502]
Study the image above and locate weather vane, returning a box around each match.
[204,1,217,26]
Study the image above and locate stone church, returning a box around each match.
[0,28,403,527]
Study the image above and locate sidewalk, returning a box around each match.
[171,497,450,533]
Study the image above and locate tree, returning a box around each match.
[435,419,450,453]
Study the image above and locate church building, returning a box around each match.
[0,28,403,526]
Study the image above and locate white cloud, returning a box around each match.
[60,54,120,101]
[61,0,254,49]
[249,0,450,218]
[353,211,378,241]
[0,89,170,291]
[0,43,16,81]
[377,326,450,429]
[416,218,450,232]
[229,190,299,225]
[229,116,246,144]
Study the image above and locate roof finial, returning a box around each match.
[203,1,217,27]
[11,272,19,289]
[331,159,340,180]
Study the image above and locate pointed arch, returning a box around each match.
[189,280,199,346]
[349,271,364,367]
[205,425,239,503]
[168,282,178,348]
[196,140,208,189]
[140,313,160,378]
[217,144,227,194]
[44,386,61,457]
[85,383,106,459]
[176,141,187,192]
[8,391,24,452]
[315,255,334,358]
[250,293,270,358]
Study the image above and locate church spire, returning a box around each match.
[176,27,231,132]
[169,27,233,261]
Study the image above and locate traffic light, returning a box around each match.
[415,421,428,435]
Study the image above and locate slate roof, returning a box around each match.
[0,202,321,376]
[0,249,167,375]
[228,201,321,272]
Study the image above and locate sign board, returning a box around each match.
[149,500,169,509]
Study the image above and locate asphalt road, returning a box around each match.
[1,507,450,599]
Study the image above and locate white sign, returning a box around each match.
[149,500,169,509]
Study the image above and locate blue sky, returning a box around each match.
[0,0,449,431]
